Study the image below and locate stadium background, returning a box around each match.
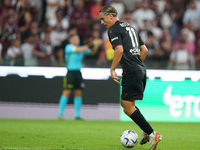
[1,67,200,122]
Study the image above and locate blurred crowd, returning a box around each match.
[0,0,200,70]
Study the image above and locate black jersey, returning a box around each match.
[108,21,146,74]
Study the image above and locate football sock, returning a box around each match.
[149,131,156,139]
[59,95,68,116]
[135,106,146,134]
[130,109,154,135]
[74,97,82,118]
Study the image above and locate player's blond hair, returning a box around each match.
[99,5,118,17]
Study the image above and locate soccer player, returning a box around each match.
[58,34,92,120]
[99,6,162,150]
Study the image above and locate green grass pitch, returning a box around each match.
[0,120,199,150]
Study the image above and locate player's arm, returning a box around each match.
[74,45,89,53]
[74,41,97,53]
[108,29,122,85]
[110,45,123,85]
[140,45,148,62]
[138,34,148,62]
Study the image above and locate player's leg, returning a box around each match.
[73,71,84,120]
[59,71,74,119]
[135,106,150,145]
[121,99,162,149]
[121,99,154,135]
[74,89,83,120]
[121,70,162,149]
[59,89,71,119]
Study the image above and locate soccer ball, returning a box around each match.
[120,130,138,148]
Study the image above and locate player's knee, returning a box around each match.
[74,90,82,97]
[123,107,131,116]
[62,89,71,97]
[123,106,136,117]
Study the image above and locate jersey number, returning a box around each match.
[126,27,138,48]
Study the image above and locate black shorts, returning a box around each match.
[63,70,84,90]
[121,70,146,101]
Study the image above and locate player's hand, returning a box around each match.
[87,42,94,49]
[110,70,120,85]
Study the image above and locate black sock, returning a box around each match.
[130,109,153,135]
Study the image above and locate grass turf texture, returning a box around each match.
[0,120,199,150]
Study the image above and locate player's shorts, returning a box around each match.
[63,70,84,90]
[121,70,146,101]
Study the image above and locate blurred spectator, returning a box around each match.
[120,0,137,12]
[17,0,39,33]
[84,23,104,67]
[194,38,200,69]
[54,26,78,66]
[182,22,196,40]
[132,0,144,11]
[70,0,92,45]
[153,0,166,15]
[195,0,200,11]
[32,32,53,66]
[131,0,156,29]
[21,21,40,43]
[58,0,71,13]
[90,0,103,22]
[31,0,44,25]
[60,26,78,49]
[195,23,200,46]
[174,33,195,56]
[168,40,195,70]
[0,0,17,27]
[21,34,37,66]
[0,42,3,65]
[45,0,69,21]
[159,27,172,65]
[84,0,94,10]
[17,0,40,20]
[139,20,151,43]
[110,0,125,20]
[15,0,42,25]
[168,0,189,28]
[151,19,163,41]
[6,38,24,66]
[1,8,17,26]
[0,15,19,59]
[183,1,200,31]
[40,24,52,41]
[63,0,73,17]
[47,9,68,66]
[160,1,177,39]
[180,22,196,54]
[145,31,162,68]
[102,30,114,65]
[48,9,69,32]
[122,11,138,30]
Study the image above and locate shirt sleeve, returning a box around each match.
[65,44,77,54]
[108,29,122,49]
[138,34,144,46]
[83,49,91,55]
